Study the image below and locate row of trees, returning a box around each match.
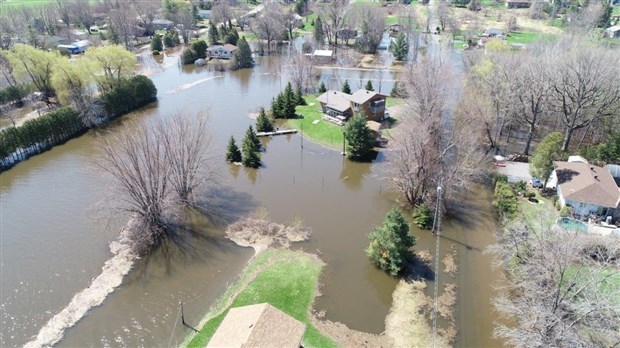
[270,82,305,119]
[466,36,620,156]
[226,126,262,168]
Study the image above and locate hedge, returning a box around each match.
[102,75,158,118]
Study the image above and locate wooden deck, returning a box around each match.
[256,129,298,137]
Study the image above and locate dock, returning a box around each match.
[257,129,298,137]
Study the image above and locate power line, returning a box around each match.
[431,178,443,348]
[167,303,182,348]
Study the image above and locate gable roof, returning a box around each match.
[207,44,237,52]
[317,90,352,112]
[555,162,620,208]
[206,303,306,348]
[348,89,387,104]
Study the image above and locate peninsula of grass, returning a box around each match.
[287,95,345,149]
[183,249,337,348]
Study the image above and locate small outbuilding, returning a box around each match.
[311,49,334,63]
[605,25,620,38]
[152,19,174,31]
[206,303,306,348]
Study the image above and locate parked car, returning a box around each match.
[530,178,543,188]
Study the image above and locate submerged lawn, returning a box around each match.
[184,249,336,348]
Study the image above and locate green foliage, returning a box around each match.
[524,191,536,199]
[102,75,158,118]
[151,35,163,52]
[342,80,351,94]
[390,81,408,98]
[270,82,301,119]
[295,86,306,106]
[343,114,375,161]
[366,209,415,276]
[255,107,274,132]
[232,37,254,70]
[318,81,327,93]
[514,180,527,194]
[242,126,261,168]
[314,16,324,44]
[412,203,433,230]
[226,136,242,163]
[181,48,198,65]
[191,40,208,58]
[494,174,508,186]
[0,107,84,164]
[84,45,137,94]
[163,34,175,48]
[0,85,29,105]
[580,132,620,164]
[152,50,161,56]
[391,33,409,61]
[208,23,219,45]
[560,205,573,217]
[529,132,563,183]
[494,181,518,217]
[365,80,374,91]
[224,29,239,45]
[163,29,181,48]
[7,44,59,98]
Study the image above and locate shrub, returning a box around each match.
[551,195,559,206]
[102,75,157,118]
[524,191,536,199]
[366,209,415,276]
[559,205,572,217]
[151,35,163,52]
[226,135,242,163]
[555,201,561,211]
[191,40,208,58]
[515,180,527,194]
[493,174,508,187]
[494,181,518,217]
[412,203,433,230]
[181,48,198,65]
[152,50,160,56]
[0,85,29,105]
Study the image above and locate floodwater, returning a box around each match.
[1,48,501,347]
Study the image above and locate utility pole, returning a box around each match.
[431,179,443,348]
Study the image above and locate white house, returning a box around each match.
[206,44,237,59]
[548,161,620,218]
[197,10,211,19]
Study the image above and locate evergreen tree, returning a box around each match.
[226,135,242,162]
[342,80,351,94]
[343,114,374,161]
[412,203,433,229]
[282,83,297,118]
[529,132,563,185]
[295,85,306,106]
[224,29,239,45]
[314,17,324,45]
[242,126,261,168]
[318,81,327,93]
[233,37,254,70]
[255,107,274,132]
[208,23,219,45]
[218,25,229,39]
[365,80,374,91]
[151,35,163,52]
[191,40,208,58]
[243,125,261,151]
[272,94,284,118]
[391,33,409,61]
[366,209,415,276]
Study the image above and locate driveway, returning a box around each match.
[496,162,532,184]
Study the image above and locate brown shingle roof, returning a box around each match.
[555,162,620,208]
[206,303,306,348]
[348,89,387,104]
[317,90,352,113]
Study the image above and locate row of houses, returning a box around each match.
[548,156,620,222]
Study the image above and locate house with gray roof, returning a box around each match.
[317,89,388,122]
[206,303,306,348]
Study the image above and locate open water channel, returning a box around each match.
[1,49,502,347]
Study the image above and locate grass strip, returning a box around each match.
[184,249,337,348]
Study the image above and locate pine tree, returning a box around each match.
[243,125,261,151]
[256,107,274,132]
[233,37,254,70]
[151,35,163,52]
[343,114,374,161]
[314,17,324,45]
[208,23,219,45]
[318,81,327,93]
[366,209,415,276]
[226,135,242,163]
[242,126,261,168]
[391,33,409,61]
[365,80,374,91]
[272,94,284,118]
[282,83,297,118]
[342,80,351,94]
[295,85,306,106]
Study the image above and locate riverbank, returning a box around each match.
[182,249,336,347]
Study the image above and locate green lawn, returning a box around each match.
[385,16,399,25]
[184,249,336,348]
[481,0,505,8]
[287,95,345,150]
[612,5,620,16]
[506,31,539,44]
[297,12,318,34]
[0,0,52,5]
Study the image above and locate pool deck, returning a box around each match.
[588,224,618,236]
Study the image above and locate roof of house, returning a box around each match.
[606,25,620,32]
[567,155,588,163]
[312,49,333,57]
[152,19,174,25]
[207,44,237,52]
[317,90,352,113]
[206,303,306,348]
[348,89,387,104]
[555,162,620,208]
[484,28,504,36]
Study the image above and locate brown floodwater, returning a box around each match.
[0,49,502,347]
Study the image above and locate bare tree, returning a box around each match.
[72,0,96,34]
[97,113,215,253]
[314,0,349,46]
[251,4,285,54]
[212,0,234,28]
[108,2,137,50]
[547,41,620,152]
[53,0,72,29]
[232,3,250,32]
[287,52,315,93]
[132,0,159,37]
[282,10,302,41]
[351,6,385,53]
[491,218,620,348]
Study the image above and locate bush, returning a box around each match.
[366,209,415,276]
[152,50,160,56]
[0,85,29,105]
[102,75,157,118]
[151,35,163,52]
[515,180,527,194]
[493,174,508,187]
[524,191,536,199]
[412,203,433,230]
[559,205,573,217]
[555,201,561,211]
[494,181,518,217]
[181,48,198,65]
[551,195,559,206]
[191,40,208,58]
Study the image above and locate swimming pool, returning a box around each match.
[557,217,589,233]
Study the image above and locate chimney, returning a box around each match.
[594,175,599,181]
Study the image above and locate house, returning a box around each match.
[152,19,174,31]
[206,44,237,59]
[197,9,211,19]
[607,164,620,187]
[317,89,388,122]
[311,49,334,63]
[483,28,505,38]
[605,25,620,38]
[506,0,531,8]
[548,161,620,218]
[57,40,90,54]
[206,303,306,348]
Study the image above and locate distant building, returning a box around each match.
[311,49,334,63]
[197,9,211,19]
[483,28,505,38]
[206,303,306,348]
[206,44,237,59]
[506,0,531,8]
[57,40,90,54]
[152,19,174,31]
[605,25,620,38]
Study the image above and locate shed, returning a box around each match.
[605,25,620,38]
[206,303,306,348]
[198,10,212,19]
[311,49,334,63]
